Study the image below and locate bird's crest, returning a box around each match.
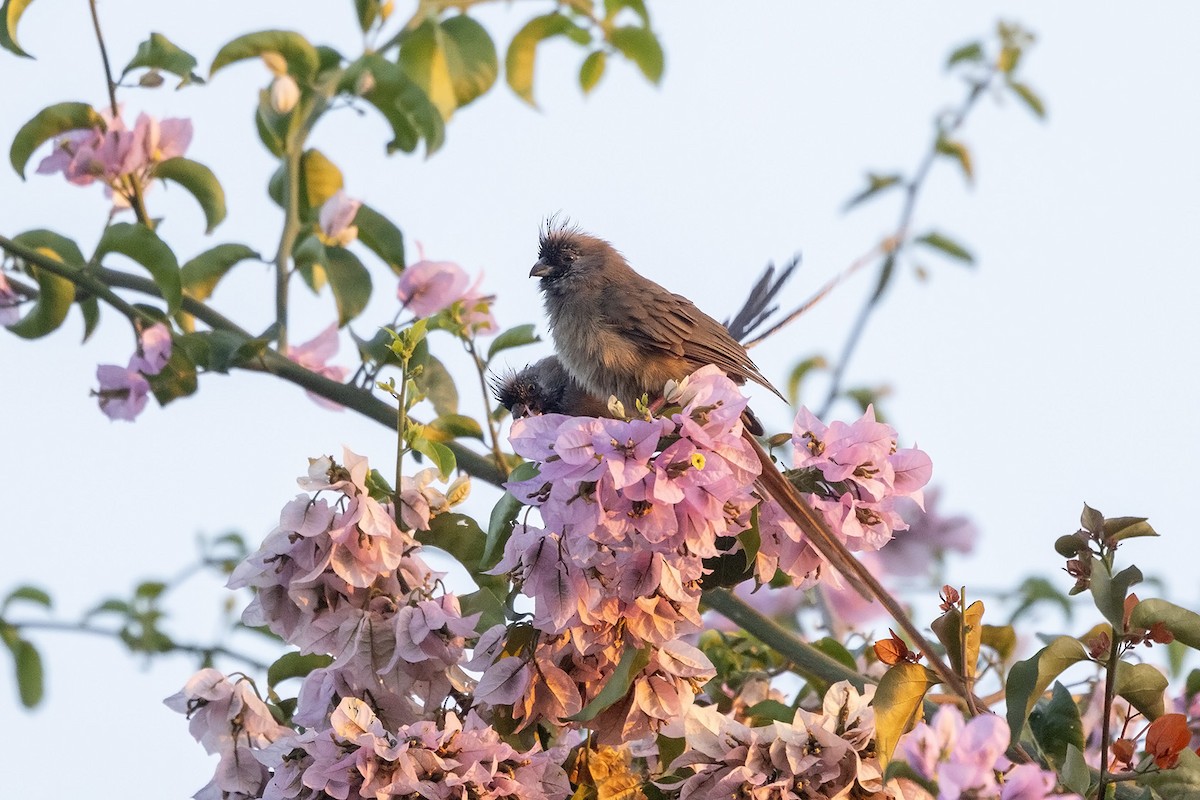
[538,215,582,266]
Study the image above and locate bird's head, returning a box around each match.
[529,220,616,290]
[491,357,569,418]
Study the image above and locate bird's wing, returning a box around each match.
[608,282,784,399]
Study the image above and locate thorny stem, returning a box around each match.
[87,0,150,227]
[465,337,511,480]
[818,73,992,419]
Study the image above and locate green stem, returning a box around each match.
[466,337,510,479]
[702,588,872,691]
[12,618,270,672]
[1097,636,1123,800]
[274,143,303,352]
[395,371,408,528]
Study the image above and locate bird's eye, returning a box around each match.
[562,250,577,265]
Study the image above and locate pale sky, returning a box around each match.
[2,3,1199,796]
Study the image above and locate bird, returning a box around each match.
[491,356,610,420]
[496,254,799,423]
[529,222,786,421]
[527,221,875,597]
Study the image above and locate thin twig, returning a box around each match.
[818,76,991,418]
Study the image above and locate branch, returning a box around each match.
[819,75,992,417]
[0,235,507,487]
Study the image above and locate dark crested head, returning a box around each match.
[491,357,569,418]
[529,219,618,286]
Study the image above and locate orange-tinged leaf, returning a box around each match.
[1147,713,1191,769]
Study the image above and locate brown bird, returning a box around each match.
[528,222,875,597]
[491,356,610,420]
[529,223,786,418]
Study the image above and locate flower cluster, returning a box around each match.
[163,669,293,800]
[894,705,1077,800]
[397,256,497,335]
[167,449,535,800]
[264,698,569,800]
[94,322,172,421]
[481,366,758,741]
[669,682,882,800]
[757,404,932,589]
[37,107,192,207]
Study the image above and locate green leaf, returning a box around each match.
[268,651,332,689]
[981,624,1017,662]
[415,513,508,596]
[146,344,198,405]
[153,158,226,233]
[2,585,51,614]
[1008,80,1046,119]
[1028,681,1084,771]
[505,13,590,107]
[121,32,205,87]
[10,102,104,178]
[13,638,43,707]
[301,149,343,212]
[1090,562,1142,630]
[1060,744,1091,797]
[486,323,541,363]
[355,0,381,33]
[1103,515,1157,542]
[354,204,405,275]
[1008,576,1072,623]
[1114,661,1167,720]
[411,436,456,481]
[945,41,984,69]
[176,328,274,374]
[604,0,650,24]
[255,88,288,157]
[324,246,372,325]
[210,30,320,82]
[484,462,536,567]
[874,662,939,769]
[340,54,444,156]
[1130,599,1200,650]
[181,244,261,301]
[785,355,827,406]
[930,599,983,682]
[579,50,606,94]
[457,586,506,632]
[744,699,794,724]
[812,637,857,671]
[293,234,328,293]
[80,295,100,341]
[609,26,664,84]
[913,231,974,265]
[426,414,485,442]
[5,229,82,339]
[95,223,182,314]
[570,645,651,722]
[399,17,498,119]
[935,136,973,184]
[418,353,458,416]
[1005,636,1089,748]
[1143,748,1200,796]
[0,0,35,58]
[843,172,904,211]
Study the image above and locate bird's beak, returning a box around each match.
[529,260,552,278]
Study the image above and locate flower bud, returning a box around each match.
[270,75,301,114]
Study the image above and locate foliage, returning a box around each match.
[3,4,1197,800]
